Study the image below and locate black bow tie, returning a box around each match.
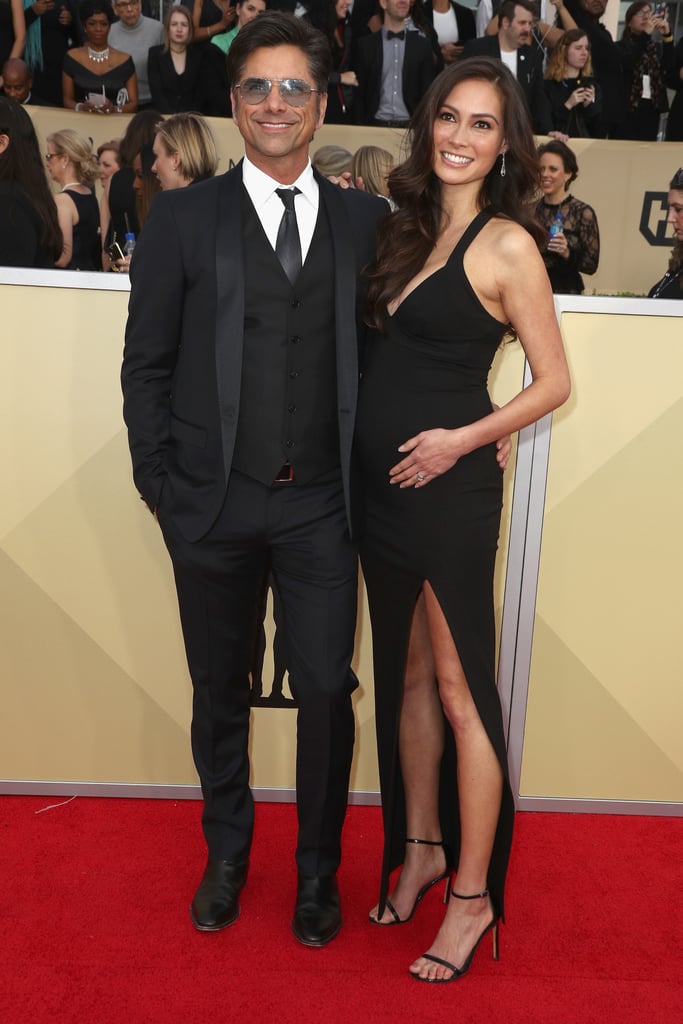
[387,29,405,40]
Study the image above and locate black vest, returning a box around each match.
[231,189,340,485]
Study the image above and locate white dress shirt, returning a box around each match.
[241,156,319,264]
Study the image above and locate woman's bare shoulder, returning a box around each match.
[484,215,539,260]
[65,47,88,67]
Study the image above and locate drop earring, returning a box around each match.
[500,152,506,178]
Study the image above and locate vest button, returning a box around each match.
[291,299,301,308]
[287,404,297,413]
[289,370,299,379]
[290,335,301,344]
[285,440,294,448]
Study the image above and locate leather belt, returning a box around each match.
[273,462,295,483]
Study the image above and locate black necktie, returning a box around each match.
[387,30,405,40]
[275,187,302,284]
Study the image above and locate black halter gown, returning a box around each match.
[356,208,515,918]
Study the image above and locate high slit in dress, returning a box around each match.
[355,208,515,919]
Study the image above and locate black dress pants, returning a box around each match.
[159,470,359,878]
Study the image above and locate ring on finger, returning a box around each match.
[416,472,425,482]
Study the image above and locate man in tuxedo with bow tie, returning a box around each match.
[353,0,436,126]
[462,0,553,135]
[121,12,386,947]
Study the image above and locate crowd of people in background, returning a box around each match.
[2,0,681,131]
[0,0,682,294]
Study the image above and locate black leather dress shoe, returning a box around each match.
[291,873,342,947]
[190,859,248,932]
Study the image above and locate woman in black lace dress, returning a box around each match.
[535,140,599,294]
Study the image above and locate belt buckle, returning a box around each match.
[273,462,295,483]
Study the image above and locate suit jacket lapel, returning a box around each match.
[215,162,246,482]
[315,172,359,483]
[316,172,358,397]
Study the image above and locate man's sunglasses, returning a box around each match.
[235,78,320,107]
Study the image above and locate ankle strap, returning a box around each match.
[406,837,443,846]
[452,888,489,900]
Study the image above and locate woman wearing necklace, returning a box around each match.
[46,128,101,271]
[535,140,600,295]
[62,0,138,115]
[648,169,683,299]
[148,6,206,113]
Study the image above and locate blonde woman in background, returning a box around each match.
[352,145,395,207]
[544,29,602,137]
[151,111,219,191]
[97,138,121,267]
[312,143,353,179]
[46,128,101,271]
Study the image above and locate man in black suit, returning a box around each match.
[462,0,554,135]
[353,0,436,126]
[121,13,386,948]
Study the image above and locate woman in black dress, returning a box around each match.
[356,57,570,983]
[648,168,683,299]
[104,108,160,255]
[46,128,101,270]
[148,5,205,113]
[62,0,138,115]
[0,96,61,268]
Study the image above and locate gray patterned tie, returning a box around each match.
[275,187,302,284]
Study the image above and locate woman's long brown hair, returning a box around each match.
[365,58,544,331]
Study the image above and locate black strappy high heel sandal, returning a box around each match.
[369,838,452,926]
[410,888,500,983]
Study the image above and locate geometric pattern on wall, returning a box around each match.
[521,313,683,802]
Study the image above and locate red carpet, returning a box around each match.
[1,797,680,1024]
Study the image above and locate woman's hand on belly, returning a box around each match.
[390,427,467,489]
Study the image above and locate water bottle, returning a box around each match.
[549,212,564,240]
[123,232,136,272]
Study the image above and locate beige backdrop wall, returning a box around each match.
[0,272,523,796]
[27,107,683,298]
[517,300,683,808]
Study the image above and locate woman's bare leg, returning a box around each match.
[408,582,502,980]
[369,591,448,923]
